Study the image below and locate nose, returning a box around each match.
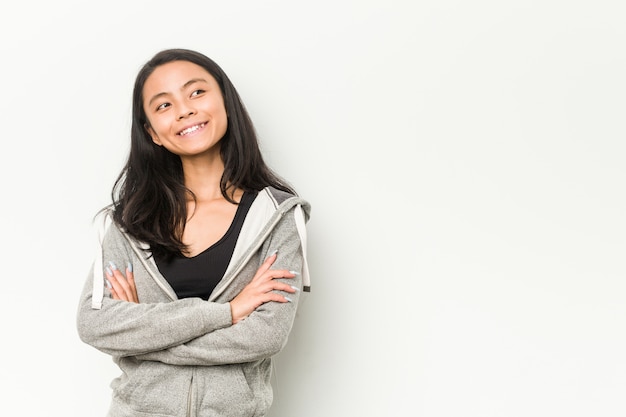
[177,105,196,120]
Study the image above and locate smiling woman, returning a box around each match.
[76,49,311,417]
[144,61,229,160]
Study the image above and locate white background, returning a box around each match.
[1,1,625,416]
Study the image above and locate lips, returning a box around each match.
[177,122,207,136]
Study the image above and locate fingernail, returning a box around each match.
[289,270,300,275]
[127,262,133,272]
[108,261,118,271]
[270,249,278,256]
[105,267,113,276]
[290,285,300,292]
[284,296,293,303]
[105,279,112,289]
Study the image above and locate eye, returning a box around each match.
[156,102,170,111]
[191,89,205,97]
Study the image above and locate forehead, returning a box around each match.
[143,60,218,96]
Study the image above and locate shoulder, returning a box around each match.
[262,186,295,206]
[93,208,142,250]
[258,186,311,219]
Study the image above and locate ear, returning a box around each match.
[145,123,162,146]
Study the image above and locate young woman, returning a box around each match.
[77,48,311,417]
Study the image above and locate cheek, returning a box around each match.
[145,118,165,144]
[212,103,228,124]
[216,109,229,134]
[147,117,168,135]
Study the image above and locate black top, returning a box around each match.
[154,191,257,300]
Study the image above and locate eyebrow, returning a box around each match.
[147,78,208,106]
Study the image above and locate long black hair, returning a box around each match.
[108,48,295,257]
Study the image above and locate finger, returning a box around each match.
[255,279,300,298]
[252,251,278,281]
[264,292,293,304]
[263,251,278,268]
[106,269,126,301]
[280,283,299,293]
[249,271,297,295]
[110,287,120,300]
[106,268,127,301]
[126,263,138,303]
[262,269,298,282]
[109,262,134,301]
[106,279,120,300]
[126,263,135,285]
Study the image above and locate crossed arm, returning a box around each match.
[78,214,304,365]
[107,251,297,325]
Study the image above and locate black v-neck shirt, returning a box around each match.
[154,191,257,300]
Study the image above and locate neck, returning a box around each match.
[181,153,227,202]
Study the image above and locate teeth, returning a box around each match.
[179,123,205,136]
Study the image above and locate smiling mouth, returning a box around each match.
[177,122,207,136]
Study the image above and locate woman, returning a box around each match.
[77,48,311,417]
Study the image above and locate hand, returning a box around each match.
[230,252,297,324]
[106,261,138,303]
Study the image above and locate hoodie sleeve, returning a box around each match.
[76,220,233,357]
[134,206,309,366]
[77,281,233,357]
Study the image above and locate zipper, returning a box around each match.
[186,373,194,417]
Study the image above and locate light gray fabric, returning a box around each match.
[76,187,311,417]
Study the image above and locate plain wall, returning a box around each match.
[1,1,625,416]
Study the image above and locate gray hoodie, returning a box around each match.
[77,187,311,417]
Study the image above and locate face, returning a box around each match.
[143,60,228,158]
